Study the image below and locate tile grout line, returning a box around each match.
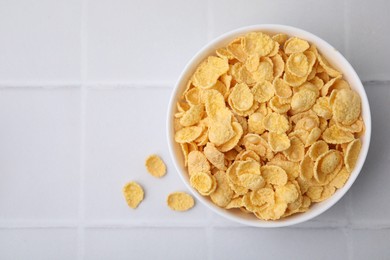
[78,0,88,258]
[206,0,214,41]
[343,0,351,60]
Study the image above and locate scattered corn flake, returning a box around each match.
[123,181,144,209]
[145,155,167,178]
[167,192,195,211]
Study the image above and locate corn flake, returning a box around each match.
[145,155,166,178]
[123,181,144,209]
[167,192,195,211]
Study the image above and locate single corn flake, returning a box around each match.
[252,81,275,103]
[167,192,195,211]
[286,52,309,77]
[283,137,305,162]
[345,139,362,172]
[229,83,254,111]
[261,165,288,186]
[322,125,355,144]
[268,132,291,152]
[188,151,210,176]
[314,150,343,184]
[192,56,229,89]
[263,112,290,134]
[273,77,292,98]
[123,181,144,209]
[284,37,310,54]
[332,89,361,126]
[210,171,234,207]
[175,126,203,143]
[145,155,167,178]
[190,172,217,195]
[308,140,329,161]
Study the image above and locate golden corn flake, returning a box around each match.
[210,171,234,207]
[179,104,204,127]
[145,155,166,178]
[203,142,226,170]
[314,150,343,184]
[263,112,289,134]
[188,151,210,176]
[261,165,288,186]
[218,121,243,152]
[283,137,305,162]
[299,155,314,181]
[167,192,195,211]
[248,112,265,135]
[308,140,329,161]
[268,132,291,152]
[173,31,365,221]
[229,83,254,111]
[190,172,217,195]
[252,81,274,103]
[273,77,292,98]
[322,125,354,144]
[286,52,309,77]
[332,89,361,126]
[192,56,229,89]
[243,32,274,57]
[283,71,308,87]
[345,139,362,172]
[123,181,144,209]
[329,167,350,189]
[175,126,203,143]
[284,37,310,54]
[291,86,318,114]
[270,54,285,78]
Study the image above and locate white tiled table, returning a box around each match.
[0,0,389,259]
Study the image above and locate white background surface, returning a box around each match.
[0,0,389,259]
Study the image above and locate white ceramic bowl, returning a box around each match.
[167,24,371,227]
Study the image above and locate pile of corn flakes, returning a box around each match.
[174,32,364,220]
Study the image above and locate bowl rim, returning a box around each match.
[166,24,372,227]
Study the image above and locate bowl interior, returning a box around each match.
[167,24,371,227]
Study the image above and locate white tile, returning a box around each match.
[212,227,348,260]
[84,228,208,260]
[350,83,390,225]
[0,228,78,260]
[84,87,211,223]
[86,0,208,84]
[210,0,346,53]
[0,88,80,220]
[0,0,81,82]
[350,229,390,260]
[348,0,390,81]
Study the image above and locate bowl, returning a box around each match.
[167,24,371,227]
